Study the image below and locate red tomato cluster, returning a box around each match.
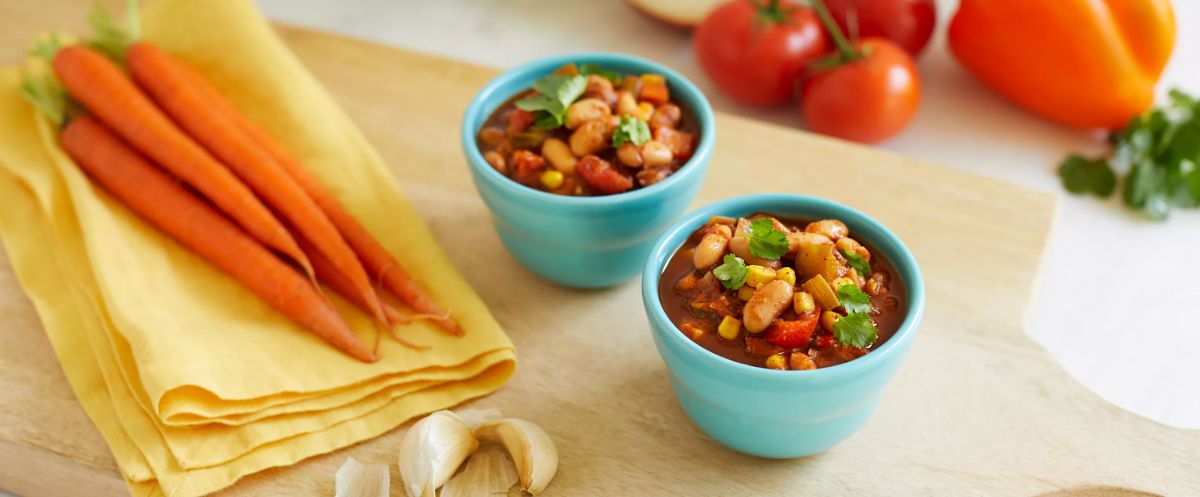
[693,0,933,143]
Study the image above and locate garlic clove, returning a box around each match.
[398,410,479,497]
[335,457,389,497]
[474,419,559,495]
[439,445,518,497]
[455,407,504,429]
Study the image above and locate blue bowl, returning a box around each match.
[641,194,925,458]
[461,53,715,288]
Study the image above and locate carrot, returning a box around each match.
[49,45,316,286]
[167,52,462,335]
[61,116,375,362]
[123,41,391,332]
[296,236,408,326]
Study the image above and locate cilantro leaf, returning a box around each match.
[747,218,789,259]
[712,254,748,290]
[516,74,587,129]
[1058,154,1116,196]
[1060,88,1200,220]
[579,63,621,83]
[612,115,651,148]
[833,312,878,348]
[836,284,872,314]
[842,249,871,277]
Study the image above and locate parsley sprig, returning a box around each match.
[712,254,748,290]
[515,74,587,129]
[747,218,790,259]
[1058,89,1200,220]
[612,115,651,148]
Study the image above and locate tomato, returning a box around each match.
[764,312,819,348]
[800,37,920,143]
[823,0,936,57]
[694,0,828,106]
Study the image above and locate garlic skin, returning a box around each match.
[439,445,519,497]
[474,419,559,495]
[398,410,479,497]
[335,457,389,497]
[455,407,503,429]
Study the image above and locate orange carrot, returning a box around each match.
[49,45,316,285]
[167,53,461,335]
[61,116,374,362]
[296,236,409,326]
[123,41,390,331]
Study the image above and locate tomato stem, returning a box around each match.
[810,0,857,61]
[756,0,788,24]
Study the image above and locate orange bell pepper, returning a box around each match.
[948,0,1175,130]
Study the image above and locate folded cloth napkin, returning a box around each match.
[0,0,516,494]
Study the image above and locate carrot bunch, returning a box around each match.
[22,7,459,362]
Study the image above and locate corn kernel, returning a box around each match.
[776,267,797,286]
[746,265,777,288]
[821,310,841,332]
[737,285,755,301]
[831,276,857,290]
[540,169,564,190]
[635,102,654,121]
[789,352,817,371]
[765,353,788,370]
[717,316,742,340]
[794,291,815,314]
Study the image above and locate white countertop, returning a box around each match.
[256,0,1200,429]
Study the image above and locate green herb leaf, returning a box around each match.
[515,74,587,129]
[833,312,878,348]
[842,249,871,278]
[579,63,621,83]
[836,284,872,314]
[747,218,789,259]
[1061,88,1200,220]
[612,115,651,148]
[1058,154,1116,196]
[712,254,748,290]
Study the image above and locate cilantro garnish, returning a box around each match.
[1058,154,1117,197]
[842,249,871,278]
[579,63,621,83]
[612,115,651,148]
[515,74,587,129]
[712,254,748,290]
[1058,88,1200,220]
[835,284,872,314]
[747,218,789,259]
[833,312,877,348]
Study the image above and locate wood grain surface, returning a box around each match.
[0,2,1196,496]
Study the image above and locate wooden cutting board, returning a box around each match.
[1,5,1196,497]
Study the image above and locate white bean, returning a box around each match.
[565,98,612,130]
[541,138,577,173]
[744,280,795,333]
[640,140,674,167]
[569,120,608,157]
[693,232,730,269]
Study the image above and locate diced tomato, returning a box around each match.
[639,74,670,105]
[654,127,696,161]
[815,333,835,349]
[510,150,545,178]
[576,155,633,195]
[507,109,534,133]
[764,312,819,348]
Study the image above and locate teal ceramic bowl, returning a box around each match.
[462,53,714,288]
[641,193,925,458]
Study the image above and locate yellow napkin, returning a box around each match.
[0,0,516,494]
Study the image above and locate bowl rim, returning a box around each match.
[461,52,716,208]
[641,193,926,387]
